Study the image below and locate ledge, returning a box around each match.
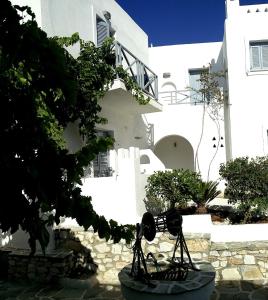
[211,223,268,243]
[211,241,268,251]
[8,249,73,258]
[105,79,162,114]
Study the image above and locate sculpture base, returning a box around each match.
[118,261,215,300]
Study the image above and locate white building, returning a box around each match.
[6,0,268,230]
[224,0,268,159]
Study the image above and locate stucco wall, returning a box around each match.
[10,0,149,64]
[148,42,226,181]
[80,147,164,224]
[224,0,268,159]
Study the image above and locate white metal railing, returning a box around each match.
[159,89,204,105]
[113,41,158,100]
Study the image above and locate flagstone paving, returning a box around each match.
[0,280,268,300]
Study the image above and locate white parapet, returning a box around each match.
[211,223,268,243]
[182,214,268,243]
[182,214,213,236]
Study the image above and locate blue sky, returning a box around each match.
[116,0,268,46]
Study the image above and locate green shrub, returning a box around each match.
[144,169,202,215]
[219,156,268,223]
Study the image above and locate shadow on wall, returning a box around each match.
[54,229,97,279]
[1,227,55,251]
[132,115,154,149]
[154,135,194,170]
[0,227,56,280]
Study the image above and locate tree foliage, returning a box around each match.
[144,169,202,215]
[0,1,147,253]
[219,156,268,223]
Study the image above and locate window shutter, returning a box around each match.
[251,45,261,69]
[189,70,203,103]
[261,45,268,68]
[97,18,109,47]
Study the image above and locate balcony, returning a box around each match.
[100,41,161,115]
[113,41,158,101]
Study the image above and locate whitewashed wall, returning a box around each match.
[148,42,226,181]
[10,0,149,64]
[62,103,165,224]
[80,147,163,224]
[224,0,268,159]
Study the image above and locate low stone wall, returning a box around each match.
[209,241,268,281]
[55,228,268,284]
[5,227,268,283]
[56,229,211,283]
[7,249,73,282]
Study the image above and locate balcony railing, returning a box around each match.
[159,89,204,105]
[113,41,158,101]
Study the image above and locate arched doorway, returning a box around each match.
[154,135,194,170]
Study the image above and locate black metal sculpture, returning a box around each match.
[130,213,155,285]
[130,208,199,285]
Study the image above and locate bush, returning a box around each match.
[219,156,268,223]
[143,169,202,215]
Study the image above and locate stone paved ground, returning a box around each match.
[212,281,268,300]
[0,280,268,300]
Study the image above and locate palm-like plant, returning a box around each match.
[195,181,221,213]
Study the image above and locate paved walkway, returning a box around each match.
[0,279,268,300]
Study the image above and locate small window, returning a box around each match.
[163,72,171,78]
[189,69,207,104]
[250,41,268,70]
[92,130,114,177]
[140,155,150,164]
[96,16,115,47]
[96,16,109,47]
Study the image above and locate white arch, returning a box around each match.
[154,135,194,171]
[161,81,177,91]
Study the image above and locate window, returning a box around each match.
[96,16,115,47]
[96,17,109,47]
[189,69,206,104]
[140,155,150,164]
[92,130,114,177]
[250,41,268,70]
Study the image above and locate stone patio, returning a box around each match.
[0,279,268,300]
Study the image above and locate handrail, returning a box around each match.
[159,89,204,105]
[113,41,158,101]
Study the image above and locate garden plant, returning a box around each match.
[144,169,221,215]
[219,156,268,223]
